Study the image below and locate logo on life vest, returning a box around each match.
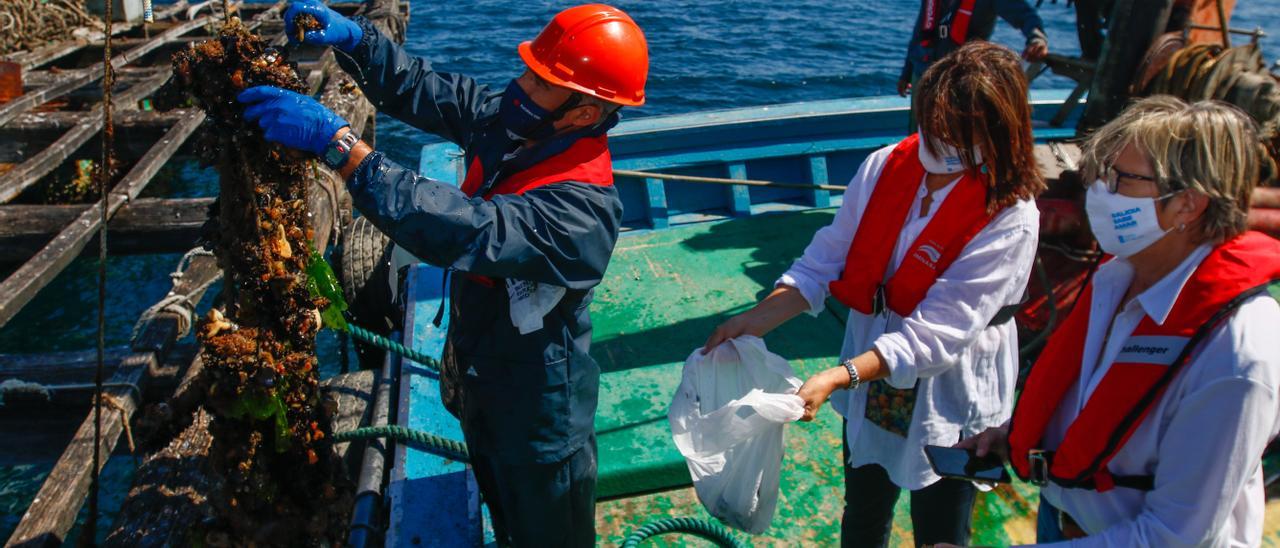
[1114,335,1190,366]
[914,243,943,269]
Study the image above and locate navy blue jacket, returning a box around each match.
[902,0,1046,80]
[336,18,623,464]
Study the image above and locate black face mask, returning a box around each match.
[499,78,582,142]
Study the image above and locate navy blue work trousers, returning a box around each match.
[467,435,598,547]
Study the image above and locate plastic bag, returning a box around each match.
[668,336,806,533]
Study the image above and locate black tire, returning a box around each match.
[337,215,397,369]
[340,215,393,306]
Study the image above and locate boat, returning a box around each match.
[3,0,1279,545]
[378,90,1083,546]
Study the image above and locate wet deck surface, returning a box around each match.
[587,209,1280,546]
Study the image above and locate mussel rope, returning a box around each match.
[333,324,744,548]
[87,0,115,542]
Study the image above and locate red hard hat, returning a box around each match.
[518,4,649,107]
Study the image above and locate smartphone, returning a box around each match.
[924,445,1011,483]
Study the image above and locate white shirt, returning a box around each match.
[1037,245,1280,548]
[777,143,1040,490]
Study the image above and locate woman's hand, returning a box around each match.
[796,367,849,421]
[702,311,769,353]
[702,285,811,353]
[954,423,1010,461]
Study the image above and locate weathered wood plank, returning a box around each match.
[5,251,219,547]
[0,111,205,329]
[0,70,176,204]
[0,197,212,262]
[0,344,197,410]
[5,352,158,546]
[0,123,100,204]
[3,109,190,132]
[0,1,193,70]
[0,14,217,129]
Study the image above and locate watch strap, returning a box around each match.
[842,358,861,390]
[323,129,359,170]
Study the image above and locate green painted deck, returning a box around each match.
[586,209,1040,545]
[584,209,1280,546]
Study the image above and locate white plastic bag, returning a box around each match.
[668,336,806,533]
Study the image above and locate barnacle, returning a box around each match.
[292,13,323,44]
[164,18,351,544]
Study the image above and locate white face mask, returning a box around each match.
[918,131,982,174]
[1084,180,1175,258]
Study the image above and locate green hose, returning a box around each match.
[332,425,469,462]
[623,517,745,548]
[346,322,441,371]
[339,325,740,547]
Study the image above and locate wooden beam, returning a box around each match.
[0,14,216,129]
[0,197,213,262]
[0,1,281,128]
[0,1,194,70]
[4,253,218,547]
[0,69,176,204]
[0,343,197,410]
[3,109,192,132]
[0,111,205,329]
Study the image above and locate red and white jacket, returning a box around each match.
[777,138,1039,489]
[1011,233,1280,545]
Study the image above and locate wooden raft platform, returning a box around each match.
[0,0,407,544]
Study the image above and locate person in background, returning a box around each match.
[899,0,1050,130]
[704,41,1044,547]
[234,2,649,545]
[953,97,1280,546]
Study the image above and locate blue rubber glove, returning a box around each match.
[284,0,363,53]
[238,86,349,155]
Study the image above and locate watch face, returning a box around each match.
[324,145,346,168]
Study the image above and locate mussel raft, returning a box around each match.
[161,18,352,545]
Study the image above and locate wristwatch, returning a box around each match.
[842,358,861,390]
[323,129,360,170]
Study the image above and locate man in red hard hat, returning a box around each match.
[237,3,648,544]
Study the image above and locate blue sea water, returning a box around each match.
[2,0,1278,543]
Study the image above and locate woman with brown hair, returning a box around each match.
[702,41,1044,546]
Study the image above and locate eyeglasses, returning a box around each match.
[1101,166,1158,194]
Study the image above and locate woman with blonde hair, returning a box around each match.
[703,41,1044,546]
[957,96,1280,546]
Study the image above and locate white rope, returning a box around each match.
[130,248,219,343]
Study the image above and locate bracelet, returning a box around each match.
[842,358,861,390]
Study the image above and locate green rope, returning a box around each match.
[346,322,440,371]
[337,327,740,547]
[622,517,745,548]
[332,425,469,462]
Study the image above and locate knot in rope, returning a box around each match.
[130,248,217,343]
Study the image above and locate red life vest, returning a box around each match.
[828,134,996,317]
[460,134,614,199]
[457,134,614,287]
[1009,231,1280,491]
[921,0,977,52]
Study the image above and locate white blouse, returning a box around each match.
[777,143,1040,490]
[1035,245,1280,547]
